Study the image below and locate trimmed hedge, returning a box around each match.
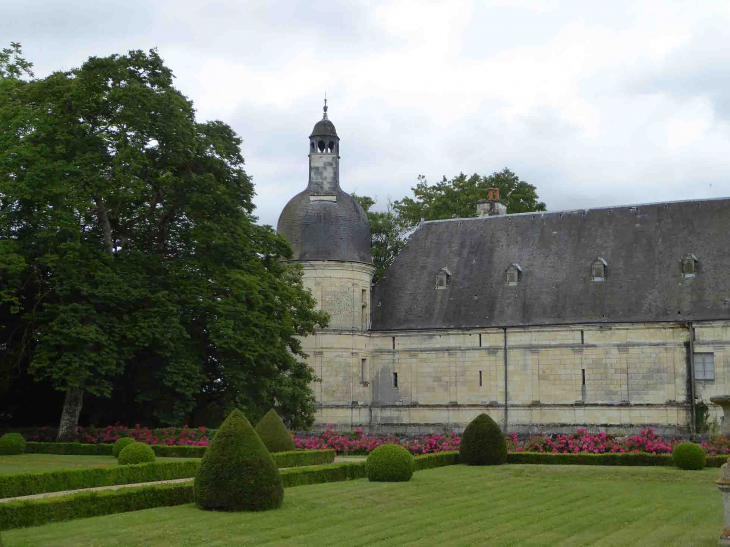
[255,409,296,453]
[194,408,283,511]
[0,482,194,531]
[413,451,460,470]
[113,438,137,458]
[366,444,414,482]
[23,441,333,463]
[506,451,726,467]
[273,449,335,468]
[25,442,114,456]
[0,433,27,456]
[281,461,367,487]
[460,413,508,466]
[0,460,200,499]
[118,443,156,465]
[672,442,707,470]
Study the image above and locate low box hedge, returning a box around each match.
[413,451,460,470]
[0,460,200,499]
[0,482,194,531]
[24,442,114,456]
[1,450,336,498]
[273,449,335,468]
[24,441,335,465]
[506,451,727,467]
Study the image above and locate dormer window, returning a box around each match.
[435,267,451,289]
[681,253,698,278]
[591,257,607,282]
[506,263,522,286]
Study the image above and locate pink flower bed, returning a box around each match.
[27,423,210,446]
[24,421,727,457]
[295,427,713,457]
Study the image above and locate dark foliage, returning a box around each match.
[672,442,706,470]
[118,443,155,465]
[255,409,296,453]
[194,409,283,511]
[365,444,414,482]
[459,413,507,466]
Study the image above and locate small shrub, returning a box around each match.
[255,409,296,453]
[0,433,27,456]
[118,442,156,465]
[113,438,137,458]
[194,408,284,512]
[366,444,414,482]
[459,413,507,466]
[672,442,706,470]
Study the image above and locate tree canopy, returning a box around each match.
[352,195,410,284]
[394,169,546,226]
[0,46,327,438]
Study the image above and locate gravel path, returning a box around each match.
[0,456,366,504]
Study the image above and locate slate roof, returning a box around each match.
[277,188,372,264]
[371,198,730,330]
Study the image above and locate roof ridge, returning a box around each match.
[420,195,730,225]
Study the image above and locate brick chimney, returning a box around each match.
[477,187,507,217]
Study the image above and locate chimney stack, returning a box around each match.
[477,187,507,217]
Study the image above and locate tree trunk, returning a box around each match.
[94,197,115,256]
[57,387,84,441]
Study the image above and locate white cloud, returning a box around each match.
[3,0,730,226]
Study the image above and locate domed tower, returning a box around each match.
[277,101,375,428]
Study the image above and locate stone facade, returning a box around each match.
[310,321,730,435]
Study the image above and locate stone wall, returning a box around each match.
[309,320,730,435]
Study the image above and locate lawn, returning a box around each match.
[3,464,723,546]
[0,454,191,476]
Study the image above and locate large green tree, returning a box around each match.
[352,195,410,284]
[394,169,546,225]
[0,47,327,438]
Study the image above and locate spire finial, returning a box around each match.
[323,93,328,119]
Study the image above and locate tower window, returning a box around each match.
[393,372,398,388]
[591,257,607,282]
[506,263,522,286]
[435,267,452,289]
[681,253,698,278]
[361,358,368,383]
[328,140,335,153]
[318,140,325,152]
[694,353,714,381]
[310,141,315,151]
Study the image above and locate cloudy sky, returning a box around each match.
[5,0,730,227]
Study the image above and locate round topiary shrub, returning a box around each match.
[195,408,284,511]
[0,432,27,455]
[459,413,507,466]
[366,444,414,482]
[255,408,296,453]
[113,437,137,458]
[118,442,156,465]
[672,442,706,470]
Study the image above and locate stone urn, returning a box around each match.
[717,463,730,545]
[711,396,730,437]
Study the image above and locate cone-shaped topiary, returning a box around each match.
[459,413,507,466]
[118,442,156,465]
[113,437,137,458]
[255,408,296,453]
[366,444,414,482]
[195,408,284,511]
[0,433,26,455]
[672,442,706,470]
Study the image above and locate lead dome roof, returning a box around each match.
[277,188,372,263]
